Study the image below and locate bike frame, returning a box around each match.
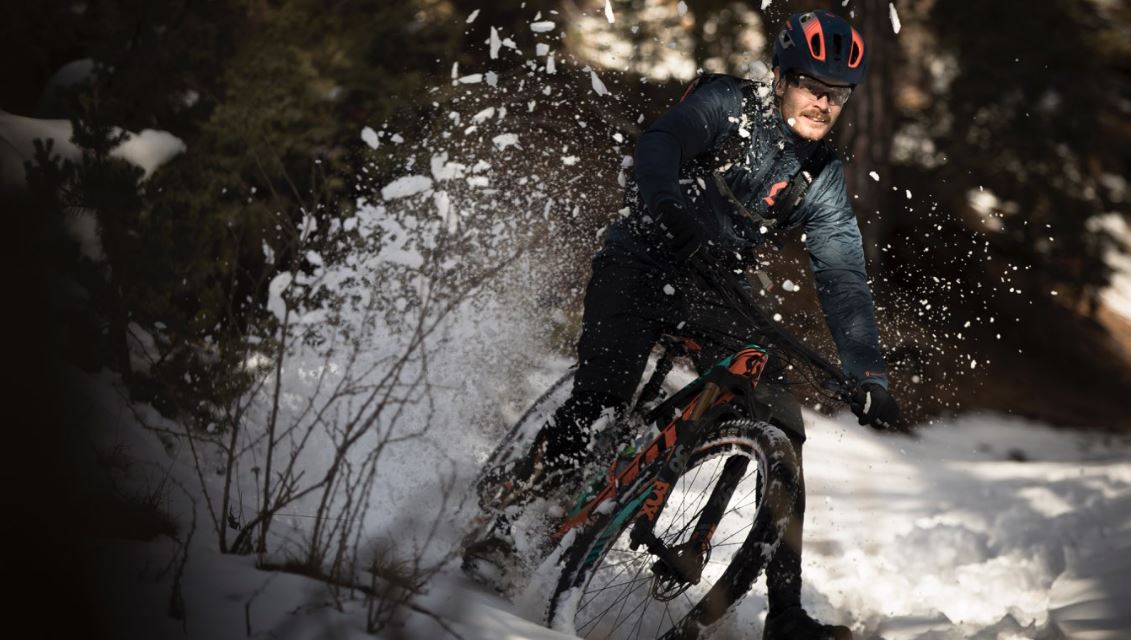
[553,341,771,542]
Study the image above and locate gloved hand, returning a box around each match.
[850,382,900,429]
[654,200,704,261]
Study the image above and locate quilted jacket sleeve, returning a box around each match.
[634,76,744,214]
[798,159,889,388]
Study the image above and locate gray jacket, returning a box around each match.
[608,74,888,387]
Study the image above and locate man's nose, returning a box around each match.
[813,93,831,109]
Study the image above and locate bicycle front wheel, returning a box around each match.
[546,418,800,640]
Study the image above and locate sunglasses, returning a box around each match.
[787,73,854,107]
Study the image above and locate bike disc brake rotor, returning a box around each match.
[649,541,712,601]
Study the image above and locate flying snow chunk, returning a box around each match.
[782,280,800,292]
[472,107,495,123]
[750,60,771,81]
[605,0,615,23]
[869,171,880,181]
[486,71,498,87]
[489,27,501,59]
[678,2,689,17]
[889,3,902,34]
[459,74,483,84]
[360,126,380,149]
[492,133,520,150]
[536,43,549,56]
[381,175,433,200]
[663,284,676,296]
[466,9,479,23]
[430,153,466,181]
[590,69,610,96]
[530,21,555,33]
[906,189,913,199]
[561,155,579,166]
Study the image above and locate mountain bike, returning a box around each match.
[467,253,853,640]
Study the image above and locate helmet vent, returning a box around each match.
[779,31,794,49]
[832,33,844,60]
[802,13,827,61]
[849,28,865,68]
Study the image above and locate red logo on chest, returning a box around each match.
[763,180,789,206]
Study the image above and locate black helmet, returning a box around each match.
[772,10,867,86]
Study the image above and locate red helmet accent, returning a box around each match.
[849,28,865,69]
[802,14,826,62]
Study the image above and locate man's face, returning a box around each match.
[773,68,851,141]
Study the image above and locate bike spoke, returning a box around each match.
[627,589,654,640]
[578,578,643,636]
[577,551,653,635]
[652,598,667,640]
[602,580,657,639]
[580,564,648,614]
[578,555,653,611]
[664,599,680,638]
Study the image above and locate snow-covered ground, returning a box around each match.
[74,361,1131,640]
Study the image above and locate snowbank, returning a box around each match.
[75,351,1131,639]
[0,108,185,193]
[798,412,1131,639]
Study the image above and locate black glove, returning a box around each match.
[850,382,900,430]
[654,200,704,261]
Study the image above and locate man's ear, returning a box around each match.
[772,67,785,97]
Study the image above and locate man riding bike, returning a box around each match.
[467,10,900,640]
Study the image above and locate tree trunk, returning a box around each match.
[841,0,895,268]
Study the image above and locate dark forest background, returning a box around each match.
[7,0,1130,429]
[2,0,1130,636]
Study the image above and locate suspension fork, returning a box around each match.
[688,455,750,550]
